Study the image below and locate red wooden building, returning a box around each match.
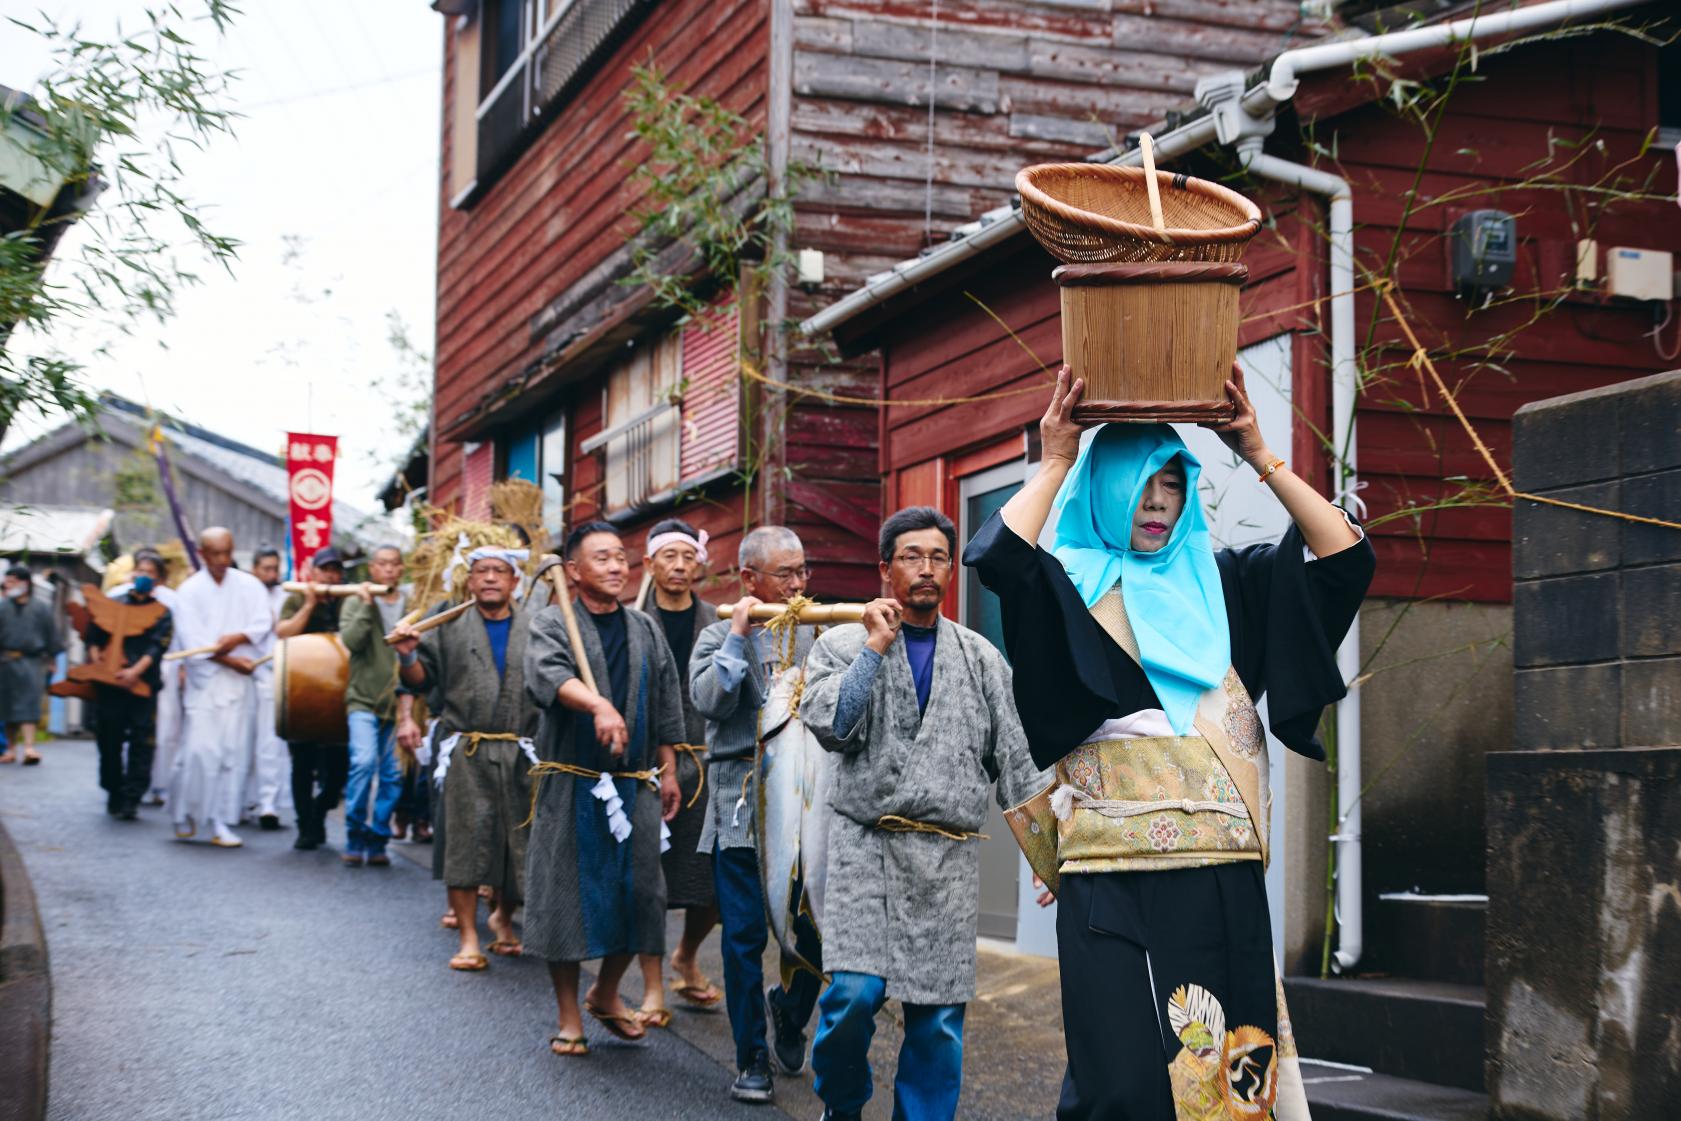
[422,0,1314,599]
[802,6,1679,1106]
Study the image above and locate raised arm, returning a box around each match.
[1203,362,1360,560]
[1000,366,1086,546]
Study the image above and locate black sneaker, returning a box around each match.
[293,834,320,851]
[766,990,808,1075]
[106,793,122,816]
[820,1110,863,1121]
[118,801,140,821]
[730,1052,774,1104]
[259,814,282,831]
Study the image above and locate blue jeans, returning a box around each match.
[344,711,401,856]
[713,843,822,1070]
[813,971,966,1121]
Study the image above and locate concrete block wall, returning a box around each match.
[1489,369,1681,1120]
[1510,369,1681,748]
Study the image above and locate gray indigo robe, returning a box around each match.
[522,602,685,963]
[416,608,539,900]
[801,618,1050,1005]
[0,595,60,725]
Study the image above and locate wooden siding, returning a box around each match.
[786,0,1313,305]
[679,303,742,482]
[866,31,1678,605]
[432,0,770,510]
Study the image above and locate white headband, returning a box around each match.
[646,529,708,566]
[466,546,528,572]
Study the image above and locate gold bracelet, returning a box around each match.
[1258,458,1286,482]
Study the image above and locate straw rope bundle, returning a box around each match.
[401,510,524,621]
[488,479,547,581]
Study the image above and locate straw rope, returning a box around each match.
[1381,282,1681,533]
[673,743,707,810]
[874,815,989,842]
[520,761,666,829]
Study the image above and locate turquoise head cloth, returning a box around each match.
[1050,423,1230,733]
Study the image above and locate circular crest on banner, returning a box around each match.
[290,468,332,510]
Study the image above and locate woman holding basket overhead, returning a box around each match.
[965,364,1372,1120]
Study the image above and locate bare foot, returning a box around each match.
[486,910,521,955]
[0,753,15,765]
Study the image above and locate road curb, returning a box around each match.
[0,817,49,1121]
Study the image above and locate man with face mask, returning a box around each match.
[521,522,684,1058]
[391,546,540,971]
[85,552,174,817]
[799,507,1049,1121]
[0,565,61,766]
[169,528,272,847]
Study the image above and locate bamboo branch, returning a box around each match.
[282,582,393,598]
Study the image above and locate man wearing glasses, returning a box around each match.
[799,506,1049,1121]
[689,525,825,1104]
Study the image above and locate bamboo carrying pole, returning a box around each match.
[162,644,219,661]
[382,598,476,644]
[281,582,393,597]
[1139,132,1166,236]
[715,602,868,624]
[543,563,599,695]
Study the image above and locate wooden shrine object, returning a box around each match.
[50,584,167,699]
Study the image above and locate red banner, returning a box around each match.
[285,432,338,568]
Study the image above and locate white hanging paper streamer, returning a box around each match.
[433,732,462,789]
[660,820,672,854]
[415,718,439,767]
[592,772,633,843]
[439,533,471,595]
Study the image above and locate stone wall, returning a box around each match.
[1487,369,1681,1118]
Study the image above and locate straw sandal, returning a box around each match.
[487,939,523,957]
[449,951,488,972]
[549,1035,589,1057]
[583,1000,646,1042]
[634,1007,673,1029]
[672,979,722,1009]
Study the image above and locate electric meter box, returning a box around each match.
[1451,210,1518,291]
[1605,246,1674,302]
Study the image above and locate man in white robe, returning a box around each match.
[246,546,292,829]
[169,527,271,848]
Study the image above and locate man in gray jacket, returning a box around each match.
[689,525,823,1105]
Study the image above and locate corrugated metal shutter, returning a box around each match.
[679,301,740,482]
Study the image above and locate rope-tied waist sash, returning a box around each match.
[522,761,671,854]
[672,743,705,809]
[874,814,989,842]
[434,731,539,790]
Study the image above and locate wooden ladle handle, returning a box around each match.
[1139,132,1166,237]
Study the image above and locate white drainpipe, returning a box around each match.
[1193,0,1643,973]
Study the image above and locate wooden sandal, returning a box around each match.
[634,1007,673,1029]
[487,939,523,957]
[449,951,488,972]
[583,999,646,1041]
[672,979,723,1009]
[549,1034,589,1057]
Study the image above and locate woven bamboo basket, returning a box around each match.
[1014,163,1262,264]
[1015,154,1262,422]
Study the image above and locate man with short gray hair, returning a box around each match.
[689,525,825,1104]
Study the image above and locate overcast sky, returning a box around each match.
[1,0,442,517]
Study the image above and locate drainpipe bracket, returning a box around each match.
[1193,70,1275,149]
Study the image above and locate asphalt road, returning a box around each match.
[0,740,794,1121]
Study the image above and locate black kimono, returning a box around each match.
[964,509,1374,1121]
